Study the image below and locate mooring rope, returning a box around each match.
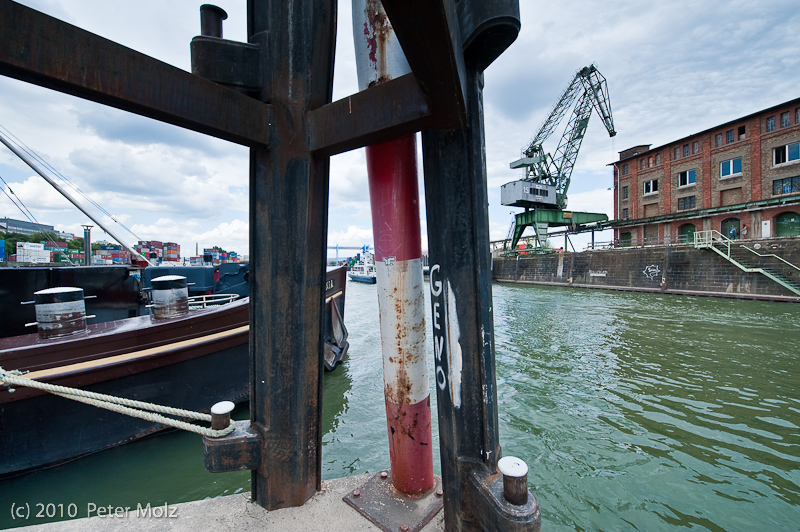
[0,368,235,438]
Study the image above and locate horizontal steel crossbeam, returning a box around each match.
[0,0,270,147]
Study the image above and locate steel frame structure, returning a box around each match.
[0,1,539,529]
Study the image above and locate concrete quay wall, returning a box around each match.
[492,237,800,302]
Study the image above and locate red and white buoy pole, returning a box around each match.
[353,0,434,495]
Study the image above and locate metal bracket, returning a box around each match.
[189,4,262,93]
[343,470,443,532]
[203,420,261,472]
[467,468,540,532]
[190,36,262,93]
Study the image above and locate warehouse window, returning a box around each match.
[655,153,662,165]
[796,108,800,125]
[720,157,742,177]
[726,130,734,144]
[622,185,629,199]
[622,208,629,220]
[673,147,680,160]
[677,196,696,210]
[715,134,723,147]
[773,176,800,195]
[643,179,658,195]
[781,112,790,128]
[678,169,696,187]
[640,158,645,170]
[738,125,746,140]
[622,163,629,175]
[683,144,690,157]
[774,142,800,165]
[692,141,699,154]
[767,116,776,132]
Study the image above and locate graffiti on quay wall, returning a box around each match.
[643,264,661,280]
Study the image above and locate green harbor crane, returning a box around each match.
[502,64,616,251]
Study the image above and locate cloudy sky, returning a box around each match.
[1,0,799,258]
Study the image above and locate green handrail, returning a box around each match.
[694,230,800,296]
[740,245,800,274]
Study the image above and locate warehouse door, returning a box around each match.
[721,218,740,239]
[776,212,800,236]
[678,223,696,243]
[620,232,632,247]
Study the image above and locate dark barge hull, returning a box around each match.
[0,266,348,478]
[0,298,250,478]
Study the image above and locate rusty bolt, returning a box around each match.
[435,489,443,498]
[353,490,361,498]
[380,471,389,479]
[399,525,410,532]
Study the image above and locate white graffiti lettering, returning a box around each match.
[435,334,444,362]
[430,263,447,391]
[436,366,447,389]
[430,264,442,296]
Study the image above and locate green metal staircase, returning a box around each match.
[694,230,800,296]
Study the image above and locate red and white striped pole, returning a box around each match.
[353,0,434,495]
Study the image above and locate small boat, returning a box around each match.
[0,265,348,478]
[348,253,377,284]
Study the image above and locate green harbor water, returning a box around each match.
[0,281,798,531]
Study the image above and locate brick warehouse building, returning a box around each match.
[611,97,800,246]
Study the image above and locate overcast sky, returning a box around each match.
[1,0,798,258]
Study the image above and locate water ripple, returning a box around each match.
[492,283,799,531]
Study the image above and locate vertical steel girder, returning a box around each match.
[423,65,539,531]
[245,0,336,509]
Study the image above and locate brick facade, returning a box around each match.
[612,98,800,244]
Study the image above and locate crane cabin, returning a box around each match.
[501,180,558,208]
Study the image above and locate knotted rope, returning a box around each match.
[0,368,235,438]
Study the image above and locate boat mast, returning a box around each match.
[0,133,154,266]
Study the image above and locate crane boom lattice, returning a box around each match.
[501,64,616,251]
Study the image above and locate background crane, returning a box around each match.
[501,64,616,250]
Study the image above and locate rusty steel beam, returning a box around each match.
[247,0,336,510]
[308,74,432,156]
[381,0,467,128]
[0,0,270,147]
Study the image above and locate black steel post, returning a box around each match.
[422,62,540,532]
[247,0,336,510]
